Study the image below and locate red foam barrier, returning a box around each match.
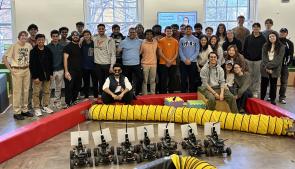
[246,98,295,120]
[132,93,198,105]
[0,100,92,163]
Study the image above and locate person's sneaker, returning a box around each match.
[34,109,43,117]
[21,111,34,117]
[267,97,271,101]
[13,114,25,120]
[279,99,287,104]
[42,106,54,114]
[63,104,70,109]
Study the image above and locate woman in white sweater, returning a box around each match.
[210,35,225,65]
[197,35,213,70]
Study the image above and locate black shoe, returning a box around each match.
[21,111,34,117]
[14,114,25,120]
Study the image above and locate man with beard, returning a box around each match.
[110,24,125,64]
[102,63,133,104]
[63,31,83,107]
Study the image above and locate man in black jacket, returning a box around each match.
[279,28,294,104]
[243,23,266,98]
[29,34,54,116]
[102,63,133,104]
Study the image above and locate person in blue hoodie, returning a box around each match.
[179,25,200,92]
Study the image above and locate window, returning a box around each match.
[0,0,13,60]
[85,0,141,35]
[205,0,253,31]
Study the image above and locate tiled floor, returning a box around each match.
[0,88,295,169]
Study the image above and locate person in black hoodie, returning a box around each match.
[29,34,54,116]
[110,24,125,64]
[279,28,294,104]
[243,23,266,98]
[222,30,242,53]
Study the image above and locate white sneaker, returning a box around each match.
[35,109,42,117]
[42,106,54,114]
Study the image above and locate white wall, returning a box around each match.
[257,0,295,40]
[13,0,295,40]
[14,0,84,38]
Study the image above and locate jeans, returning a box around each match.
[82,69,98,98]
[245,59,261,97]
[261,75,278,102]
[95,64,110,94]
[52,69,64,101]
[102,91,133,104]
[180,61,201,93]
[64,71,82,105]
[158,64,177,94]
[236,89,252,111]
[279,65,289,100]
[122,65,143,95]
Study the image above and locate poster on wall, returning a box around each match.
[157,12,197,29]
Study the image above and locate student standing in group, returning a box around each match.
[171,24,181,41]
[110,24,126,65]
[76,21,85,37]
[222,30,243,53]
[179,25,200,92]
[216,23,227,46]
[243,23,266,98]
[63,31,83,107]
[197,35,213,70]
[93,24,116,94]
[260,31,285,105]
[135,24,145,40]
[232,15,250,49]
[209,35,224,65]
[193,23,203,39]
[262,18,275,39]
[81,30,98,99]
[179,24,186,39]
[205,27,213,39]
[2,31,34,120]
[141,29,158,95]
[47,30,65,109]
[278,28,294,104]
[117,27,143,96]
[27,24,38,47]
[158,26,179,94]
[59,27,70,47]
[200,52,238,113]
[29,34,54,116]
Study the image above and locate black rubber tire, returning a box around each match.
[157,142,162,150]
[88,157,93,167]
[70,150,74,159]
[113,155,118,164]
[204,140,209,148]
[118,155,123,165]
[87,148,91,157]
[116,147,122,155]
[94,157,99,166]
[226,147,232,156]
[70,159,74,169]
[93,148,98,157]
[135,154,141,163]
[181,141,187,149]
[110,146,115,155]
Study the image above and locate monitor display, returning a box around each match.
[157,12,198,29]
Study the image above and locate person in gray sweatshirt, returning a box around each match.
[179,25,200,92]
[233,62,252,113]
[93,24,116,94]
[200,52,239,113]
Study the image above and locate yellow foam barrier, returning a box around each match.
[89,104,294,136]
[170,154,216,169]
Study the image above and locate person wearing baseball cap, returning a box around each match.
[278,28,294,104]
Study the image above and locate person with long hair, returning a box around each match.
[216,23,227,46]
[233,62,252,113]
[225,45,248,71]
[260,31,285,105]
[209,35,224,65]
[197,35,213,70]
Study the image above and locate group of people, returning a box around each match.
[2,16,294,120]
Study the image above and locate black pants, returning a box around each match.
[82,69,98,98]
[102,91,133,104]
[158,64,177,94]
[236,89,252,111]
[122,65,143,95]
[65,71,82,105]
[279,65,289,100]
[180,61,201,93]
[261,76,278,102]
[95,64,110,94]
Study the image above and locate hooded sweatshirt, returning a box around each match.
[243,32,266,61]
[179,35,200,62]
[93,34,116,66]
[200,62,225,88]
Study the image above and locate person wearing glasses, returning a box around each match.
[102,63,133,104]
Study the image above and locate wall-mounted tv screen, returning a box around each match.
[157,12,198,30]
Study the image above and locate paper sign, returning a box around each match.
[158,123,175,138]
[117,128,135,143]
[71,131,89,146]
[136,125,155,140]
[204,122,221,136]
[92,128,112,146]
[181,123,198,138]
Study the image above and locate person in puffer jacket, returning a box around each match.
[199,52,239,113]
